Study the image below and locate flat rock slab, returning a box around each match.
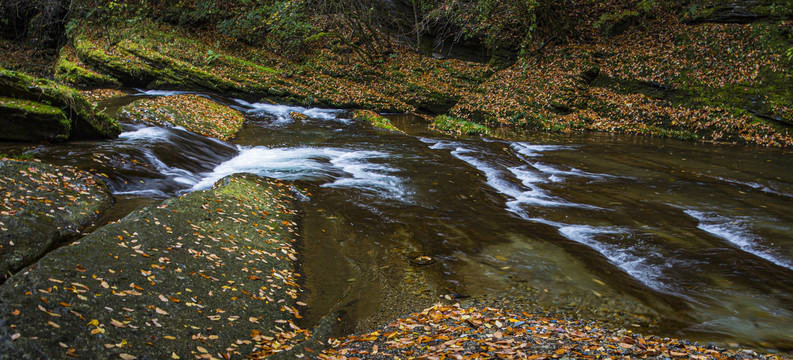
[0,159,112,282]
[0,174,309,359]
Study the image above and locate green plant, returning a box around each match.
[0,152,36,161]
[205,50,221,65]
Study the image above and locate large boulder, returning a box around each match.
[0,98,71,142]
[118,94,246,141]
[0,174,311,359]
[0,68,122,141]
[0,159,112,282]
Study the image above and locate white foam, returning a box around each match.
[141,149,201,186]
[685,210,793,270]
[712,176,793,198]
[558,225,669,290]
[234,100,344,123]
[118,127,172,142]
[135,89,191,96]
[114,189,169,197]
[511,142,572,157]
[433,142,600,212]
[192,147,408,200]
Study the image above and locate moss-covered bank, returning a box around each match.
[0,68,122,141]
[0,174,310,359]
[0,159,112,282]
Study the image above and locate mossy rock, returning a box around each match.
[0,68,122,139]
[54,46,121,88]
[0,97,70,142]
[118,94,246,141]
[682,0,787,24]
[429,115,493,136]
[0,159,112,282]
[0,174,310,359]
[351,109,404,133]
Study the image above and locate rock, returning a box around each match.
[0,174,309,359]
[0,98,71,142]
[289,111,309,121]
[0,68,122,140]
[53,46,121,88]
[0,159,112,282]
[118,94,246,141]
[682,0,777,24]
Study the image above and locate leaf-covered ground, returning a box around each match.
[318,303,790,360]
[450,14,793,146]
[119,94,246,141]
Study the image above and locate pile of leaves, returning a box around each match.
[118,94,245,141]
[319,303,789,359]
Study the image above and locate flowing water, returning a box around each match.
[3,91,793,351]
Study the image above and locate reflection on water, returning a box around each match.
[3,93,793,350]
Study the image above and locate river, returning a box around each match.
[3,91,793,351]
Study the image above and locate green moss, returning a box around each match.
[0,97,71,142]
[0,97,64,116]
[54,46,121,87]
[351,110,404,133]
[430,115,493,136]
[0,67,122,139]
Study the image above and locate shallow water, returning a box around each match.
[4,91,793,350]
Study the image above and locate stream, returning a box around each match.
[3,91,793,351]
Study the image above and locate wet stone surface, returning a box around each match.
[0,159,112,282]
[0,174,310,359]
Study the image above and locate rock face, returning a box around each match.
[0,98,71,142]
[0,159,112,282]
[0,174,310,359]
[0,68,122,141]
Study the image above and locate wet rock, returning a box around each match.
[289,111,309,121]
[0,174,309,359]
[0,159,112,282]
[118,94,245,141]
[0,98,71,142]
[0,68,122,140]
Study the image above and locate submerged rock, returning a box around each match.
[0,159,112,282]
[0,68,122,141]
[0,174,309,359]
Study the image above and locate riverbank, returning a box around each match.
[319,303,790,359]
[1,2,791,146]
